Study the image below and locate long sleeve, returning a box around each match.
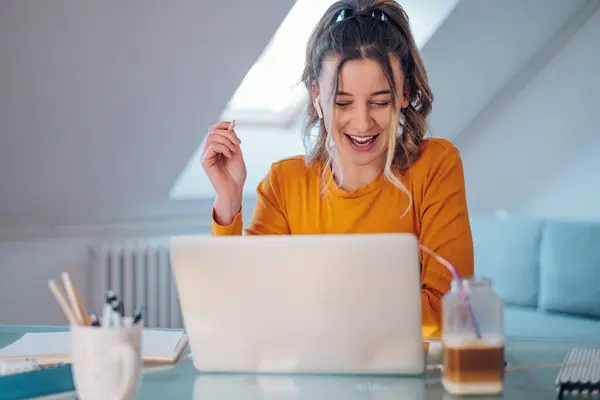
[418,145,474,339]
[212,163,290,236]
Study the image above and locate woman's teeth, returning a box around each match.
[348,135,376,146]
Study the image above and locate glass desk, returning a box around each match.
[1,325,599,399]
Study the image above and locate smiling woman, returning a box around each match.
[201,0,474,339]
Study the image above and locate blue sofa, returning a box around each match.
[470,216,600,338]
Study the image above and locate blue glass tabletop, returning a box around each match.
[1,325,599,399]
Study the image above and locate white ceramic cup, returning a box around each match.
[71,318,142,400]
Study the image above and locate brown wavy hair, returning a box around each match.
[301,0,433,202]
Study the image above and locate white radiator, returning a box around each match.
[95,239,183,329]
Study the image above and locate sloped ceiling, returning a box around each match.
[459,2,600,217]
[0,0,295,227]
[423,0,587,141]
[0,0,590,229]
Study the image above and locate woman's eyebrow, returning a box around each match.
[335,90,391,96]
[371,90,391,96]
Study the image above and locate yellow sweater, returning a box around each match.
[212,137,475,339]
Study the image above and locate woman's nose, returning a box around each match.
[351,105,372,132]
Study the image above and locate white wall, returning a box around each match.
[519,137,600,220]
[0,202,258,326]
[458,7,600,221]
[0,221,213,326]
[0,238,93,325]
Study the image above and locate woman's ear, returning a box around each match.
[401,81,410,109]
[401,91,409,109]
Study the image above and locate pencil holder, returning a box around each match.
[71,318,142,400]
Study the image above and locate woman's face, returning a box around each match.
[315,54,407,169]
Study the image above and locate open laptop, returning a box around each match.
[169,233,424,375]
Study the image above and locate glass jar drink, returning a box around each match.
[442,276,504,396]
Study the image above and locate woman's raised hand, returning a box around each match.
[201,121,246,225]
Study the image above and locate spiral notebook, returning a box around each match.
[555,348,600,398]
[0,330,188,365]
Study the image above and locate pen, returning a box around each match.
[89,312,101,327]
[106,290,118,306]
[133,304,145,325]
[110,298,123,328]
[107,290,124,327]
[102,303,112,327]
[103,290,118,328]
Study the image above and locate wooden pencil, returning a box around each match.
[48,280,79,326]
[61,272,90,325]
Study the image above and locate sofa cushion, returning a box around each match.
[470,216,543,307]
[504,305,600,338]
[539,221,600,318]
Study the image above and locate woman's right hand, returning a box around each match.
[201,121,246,225]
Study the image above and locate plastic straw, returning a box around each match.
[419,245,482,338]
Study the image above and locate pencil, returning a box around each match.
[228,119,236,131]
[48,280,79,326]
[61,272,90,325]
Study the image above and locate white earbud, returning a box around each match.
[314,96,323,119]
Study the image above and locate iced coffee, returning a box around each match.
[442,334,504,396]
[441,276,504,396]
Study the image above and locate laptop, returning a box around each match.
[169,233,424,375]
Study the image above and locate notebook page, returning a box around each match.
[0,330,185,359]
[0,332,70,357]
[142,330,186,357]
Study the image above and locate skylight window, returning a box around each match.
[220,0,337,124]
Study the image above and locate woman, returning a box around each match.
[201,0,474,339]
